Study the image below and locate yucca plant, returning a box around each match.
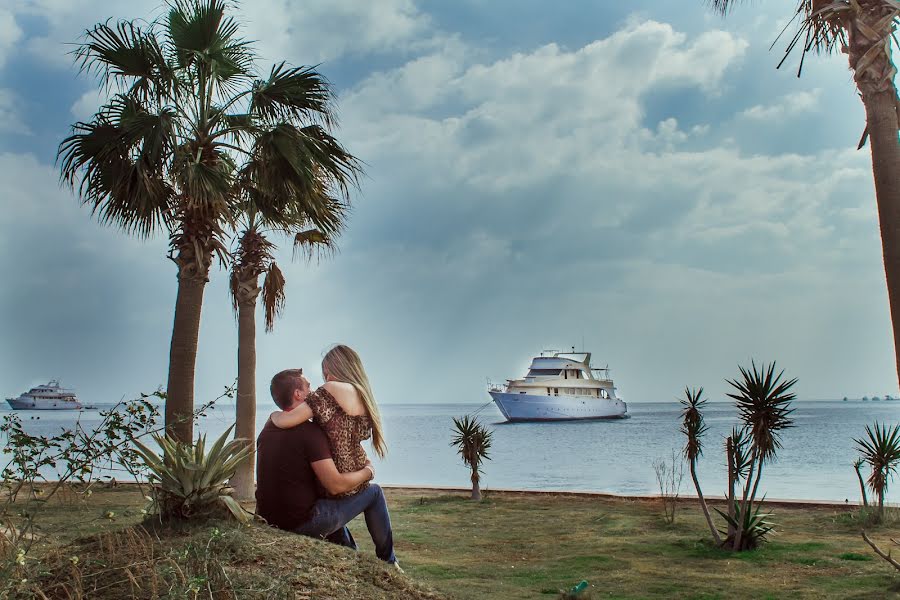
[724,426,753,542]
[132,424,252,522]
[451,416,493,501]
[854,422,900,522]
[679,387,721,545]
[725,361,796,550]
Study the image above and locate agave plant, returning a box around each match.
[451,416,493,501]
[854,422,900,521]
[679,387,721,545]
[715,499,775,551]
[132,424,252,522]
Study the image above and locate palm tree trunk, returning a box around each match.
[726,437,737,541]
[165,250,210,443]
[855,464,870,508]
[849,3,900,388]
[230,297,257,501]
[690,460,721,546]
[734,453,758,551]
[471,468,482,501]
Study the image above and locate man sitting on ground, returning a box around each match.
[255,369,398,566]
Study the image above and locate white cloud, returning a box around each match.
[741,88,823,120]
[0,89,30,134]
[15,0,432,68]
[0,8,23,68]
[70,88,109,121]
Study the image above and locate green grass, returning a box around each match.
[3,486,899,599]
[350,490,900,600]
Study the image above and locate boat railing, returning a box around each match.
[486,380,506,393]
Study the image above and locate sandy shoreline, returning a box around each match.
[379,484,867,509]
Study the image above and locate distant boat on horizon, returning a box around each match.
[5,380,93,410]
[488,350,627,421]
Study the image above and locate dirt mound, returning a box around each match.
[24,520,448,599]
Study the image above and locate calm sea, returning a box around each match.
[2,400,898,503]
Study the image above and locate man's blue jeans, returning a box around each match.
[293,484,396,563]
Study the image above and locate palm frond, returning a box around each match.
[680,387,708,462]
[707,1,852,76]
[261,262,286,332]
[450,415,493,473]
[854,422,900,497]
[726,361,796,462]
[166,0,254,83]
[251,62,335,126]
[75,19,175,101]
[58,99,176,237]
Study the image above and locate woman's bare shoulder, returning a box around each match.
[322,381,365,415]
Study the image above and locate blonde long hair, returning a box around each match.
[322,344,387,458]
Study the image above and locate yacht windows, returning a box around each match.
[528,369,563,377]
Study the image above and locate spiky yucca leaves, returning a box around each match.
[679,387,721,545]
[854,422,900,520]
[132,424,252,523]
[725,361,796,551]
[451,416,493,501]
[726,362,797,463]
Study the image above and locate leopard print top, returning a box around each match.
[306,386,371,497]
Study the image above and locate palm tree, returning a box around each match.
[708,1,900,389]
[451,416,493,500]
[854,422,900,521]
[679,387,722,545]
[58,1,348,442]
[725,361,796,550]
[224,64,360,500]
[854,457,871,508]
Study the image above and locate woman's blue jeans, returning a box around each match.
[293,484,396,563]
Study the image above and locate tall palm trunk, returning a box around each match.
[689,458,721,545]
[165,247,212,443]
[854,462,870,507]
[733,452,758,551]
[231,276,261,500]
[849,2,900,387]
[470,467,482,501]
[726,437,737,541]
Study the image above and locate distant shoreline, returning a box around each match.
[380,484,871,509]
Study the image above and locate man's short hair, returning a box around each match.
[270,369,308,409]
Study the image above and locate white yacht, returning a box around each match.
[6,380,84,410]
[489,350,627,421]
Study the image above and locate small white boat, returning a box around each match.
[489,350,627,422]
[6,380,84,410]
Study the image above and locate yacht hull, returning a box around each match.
[6,398,83,410]
[489,391,627,422]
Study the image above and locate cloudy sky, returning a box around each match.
[0,0,894,407]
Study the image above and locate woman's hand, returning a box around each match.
[364,459,376,481]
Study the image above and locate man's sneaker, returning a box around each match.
[392,561,404,574]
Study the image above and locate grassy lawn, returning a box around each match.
[3,485,899,599]
[362,489,899,600]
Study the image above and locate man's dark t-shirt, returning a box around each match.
[256,420,331,530]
